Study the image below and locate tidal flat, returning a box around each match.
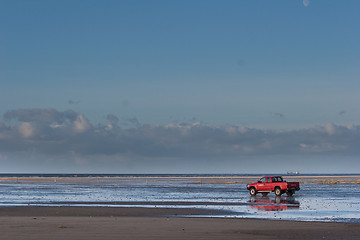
[0,174,359,223]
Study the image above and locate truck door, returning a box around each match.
[264,177,272,191]
[257,177,267,191]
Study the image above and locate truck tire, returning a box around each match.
[250,187,257,196]
[275,187,282,196]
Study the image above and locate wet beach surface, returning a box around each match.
[0,176,359,223]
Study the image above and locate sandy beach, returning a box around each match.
[0,175,359,239]
[0,207,359,240]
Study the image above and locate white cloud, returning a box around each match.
[303,0,310,7]
[19,122,34,138]
[300,143,308,148]
[346,124,355,130]
[73,114,91,133]
[325,123,336,135]
[238,126,247,134]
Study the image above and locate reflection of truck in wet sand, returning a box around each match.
[247,176,300,196]
[249,197,300,211]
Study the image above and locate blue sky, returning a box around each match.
[0,0,359,173]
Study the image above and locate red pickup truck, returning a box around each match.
[247,176,300,196]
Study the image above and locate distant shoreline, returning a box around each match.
[1,174,359,186]
[1,173,359,178]
[0,173,359,176]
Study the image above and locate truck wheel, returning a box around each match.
[250,187,257,196]
[286,190,294,196]
[275,187,282,196]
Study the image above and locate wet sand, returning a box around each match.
[0,207,359,240]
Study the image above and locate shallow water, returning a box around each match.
[0,177,359,223]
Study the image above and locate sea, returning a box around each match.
[0,173,359,223]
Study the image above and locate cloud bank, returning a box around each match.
[0,108,359,173]
[1,108,359,156]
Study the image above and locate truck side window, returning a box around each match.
[259,177,266,183]
[267,178,271,183]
